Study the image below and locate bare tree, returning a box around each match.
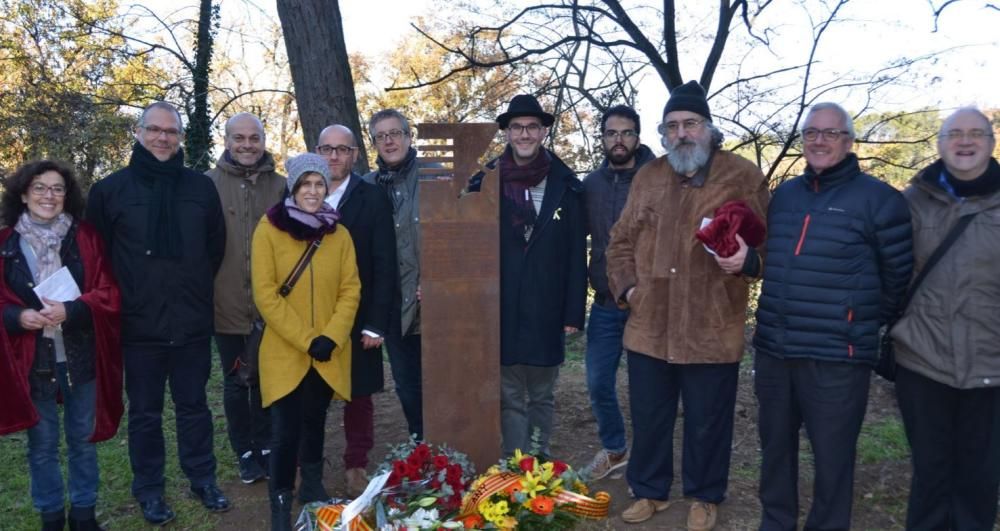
[394,0,969,184]
[276,0,368,173]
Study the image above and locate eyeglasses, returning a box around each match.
[316,144,358,157]
[802,128,850,142]
[29,183,67,197]
[941,129,994,142]
[657,119,704,135]
[507,123,544,136]
[141,125,182,138]
[373,129,408,145]
[603,129,638,140]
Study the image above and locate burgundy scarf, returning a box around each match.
[499,145,551,231]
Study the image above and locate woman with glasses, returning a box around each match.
[0,160,122,531]
[252,153,360,531]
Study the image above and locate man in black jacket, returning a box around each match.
[753,102,913,531]
[580,104,655,481]
[494,95,587,458]
[318,124,397,497]
[86,101,229,525]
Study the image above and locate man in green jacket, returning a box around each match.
[206,112,286,484]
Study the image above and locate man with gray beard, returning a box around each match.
[606,81,770,530]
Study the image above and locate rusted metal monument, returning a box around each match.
[417,123,501,470]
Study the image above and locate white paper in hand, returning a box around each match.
[33,266,81,303]
[700,217,718,256]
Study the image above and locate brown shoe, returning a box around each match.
[345,468,368,498]
[621,498,671,524]
[687,501,717,531]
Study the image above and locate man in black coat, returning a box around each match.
[494,95,588,458]
[86,101,229,525]
[318,124,397,497]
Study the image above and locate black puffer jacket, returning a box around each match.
[753,154,913,364]
[582,144,656,304]
[1,224,95,398]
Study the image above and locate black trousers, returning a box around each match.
[268,367,333,492]
[754,353,871,531]
[626,351,739,503]
[123,340,217,502]
[385,332,423,440]
[215,334,271,459]
[896,366,1000,531]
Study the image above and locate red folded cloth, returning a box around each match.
[695,200,766,258]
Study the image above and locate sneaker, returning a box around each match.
[239,451,267,484]
[686,501,717,531]
[582,448,629,481]
[621,498,671,524]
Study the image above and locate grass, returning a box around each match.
[0,353,239,530]
[857,417,910,465]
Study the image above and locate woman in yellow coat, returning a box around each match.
[251,153,360,531]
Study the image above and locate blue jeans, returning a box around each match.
[27,362,99,514]
[585,303,629,454]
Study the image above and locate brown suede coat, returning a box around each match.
[606,151,769,363]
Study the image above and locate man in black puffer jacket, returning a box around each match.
[753,102,913,531]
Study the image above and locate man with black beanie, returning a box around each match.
[606,81,769,530]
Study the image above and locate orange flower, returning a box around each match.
[460,513,485,529]
[529,495,555,515]
[503,480,524,500]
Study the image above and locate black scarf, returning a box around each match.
[128,142,184,258]
[942,158,1000,197]
[499,145,551,231]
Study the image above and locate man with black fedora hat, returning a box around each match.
[606,81,769,529]
[485,94,587,458]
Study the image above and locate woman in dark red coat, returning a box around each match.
[0,160,122,531]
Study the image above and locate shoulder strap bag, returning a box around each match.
[236,237,323,386]
[876,211,977,381]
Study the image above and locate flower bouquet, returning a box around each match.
[369,439,477,529]
[458,450,611,530]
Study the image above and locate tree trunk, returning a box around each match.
[185,0,217,171]
[277,0,369,174]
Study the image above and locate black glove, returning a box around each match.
[307,335,336,362]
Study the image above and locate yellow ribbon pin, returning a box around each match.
[554,207,562,220]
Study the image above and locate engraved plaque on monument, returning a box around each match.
[418,123,501,470]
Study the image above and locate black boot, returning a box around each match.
[269,489,293,531]
[68,506,104,531]
[296,461,330,504]
[41,509,65,531]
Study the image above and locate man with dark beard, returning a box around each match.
[580,105,655,481]
[606,82,769,530]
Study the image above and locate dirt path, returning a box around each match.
[212,357,919,530]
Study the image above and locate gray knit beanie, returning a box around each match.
[285,153,332,193]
